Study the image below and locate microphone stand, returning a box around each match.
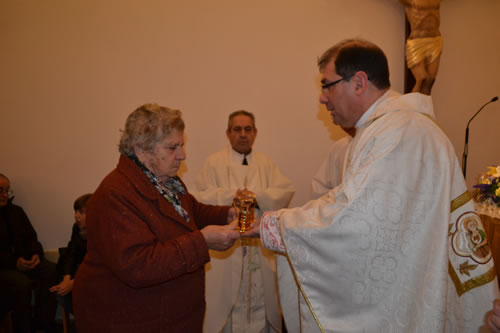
[462,96,499,177]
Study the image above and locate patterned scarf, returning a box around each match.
[128,154,190,222]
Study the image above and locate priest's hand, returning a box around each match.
[201,222,240,251]
[240,217,261,238]
[488,299,500,333]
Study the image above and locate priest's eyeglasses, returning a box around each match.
[321,77,350,94]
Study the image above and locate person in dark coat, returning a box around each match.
[0,173,58,333]
[73,104,242,333]
[50,193,91,315]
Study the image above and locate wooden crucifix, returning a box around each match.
[401,0,442,95]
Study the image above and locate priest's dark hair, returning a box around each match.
[318,38,391,90]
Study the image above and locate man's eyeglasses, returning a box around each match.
[321,76,350,94]
[0,188,13,197]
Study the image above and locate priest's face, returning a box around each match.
[319,59,358,128]
[226,115,257,155]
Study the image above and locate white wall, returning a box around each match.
[433,0,500,187]
[1,0,498,250]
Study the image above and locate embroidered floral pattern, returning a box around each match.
[260,211,284,252]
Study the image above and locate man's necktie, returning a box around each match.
[242,155,248,165]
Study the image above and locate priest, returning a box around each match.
[192,110,295,333]
[245,38,499,332]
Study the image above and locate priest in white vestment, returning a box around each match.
[245,39,499,333]
[192,110,295,333]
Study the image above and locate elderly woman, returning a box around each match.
[73,104,241,333]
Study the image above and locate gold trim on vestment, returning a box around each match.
[279,211,325,333]
[448,261,497,296]
[406,36,443,68]
[450,191,472,213]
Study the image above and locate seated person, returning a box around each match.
[50,193,91,315]
[0,173,59,333]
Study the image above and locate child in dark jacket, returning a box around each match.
[50,193,91,314]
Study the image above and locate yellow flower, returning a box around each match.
[496,186,500,198]
[482,178,492,185]
[487,166,500,178]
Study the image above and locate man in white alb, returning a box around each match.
[310,127,355,199]
[244,38,499,332]
[193,110,295,333]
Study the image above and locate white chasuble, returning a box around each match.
[192,146,295,333]
[262,91,499,333]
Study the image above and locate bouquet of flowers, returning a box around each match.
[473,166,500,207]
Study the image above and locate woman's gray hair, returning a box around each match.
[119,103,185,156]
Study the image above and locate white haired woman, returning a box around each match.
[73,104,240,333]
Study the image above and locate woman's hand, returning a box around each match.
[201,222,240,251]
[49,275,74,296]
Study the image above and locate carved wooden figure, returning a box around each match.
[401,0,442,95]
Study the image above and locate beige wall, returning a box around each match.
[1,0,498,250]
[433,0,500,187]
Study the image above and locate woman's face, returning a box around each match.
[138,129,186,182]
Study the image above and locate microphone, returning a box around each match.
[461,96,499,177]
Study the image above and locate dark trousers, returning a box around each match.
[57,292,72,314]
[0,257,58,333]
